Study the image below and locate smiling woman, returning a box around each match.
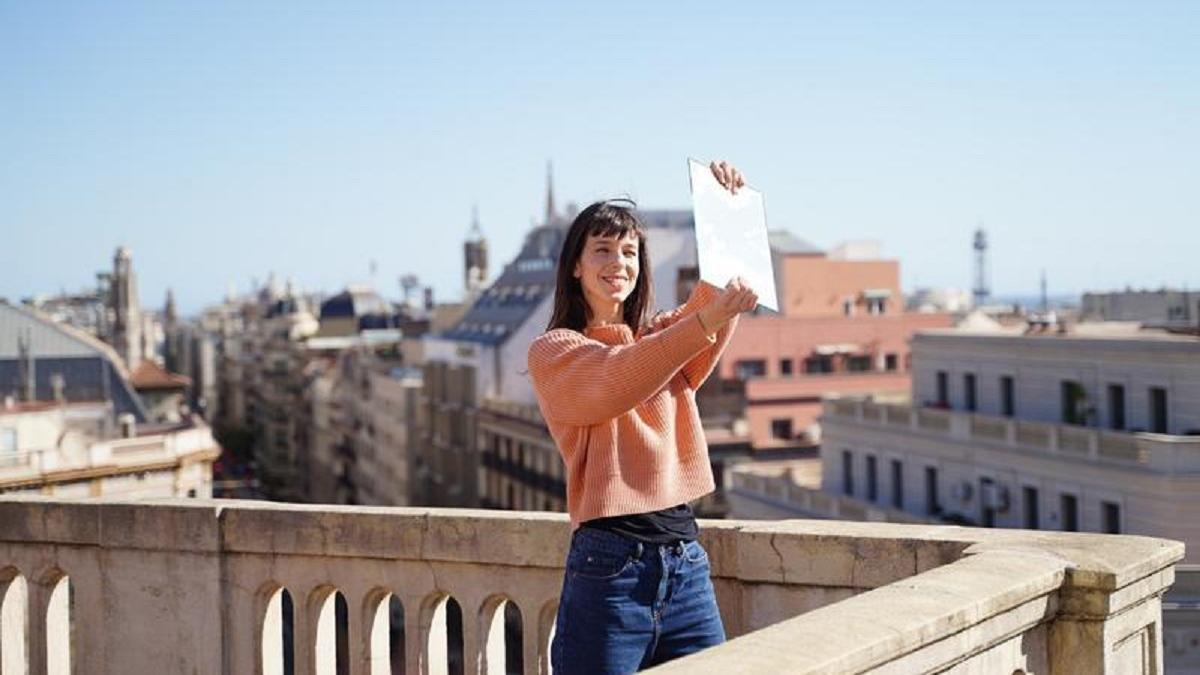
[528,160,757,674]
[545,199,653,334]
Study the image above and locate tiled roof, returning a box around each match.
[320,287,390,320]
[441,224,564,346]
[130,360,191,391]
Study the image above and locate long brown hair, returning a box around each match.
[547,199,653,332]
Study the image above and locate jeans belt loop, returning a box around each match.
[634,542,644,560]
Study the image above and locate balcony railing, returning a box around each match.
[0,497,1181,674]
[0,426,220,488]
[824,397,1200,472]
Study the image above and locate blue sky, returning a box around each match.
[2,1,1197,314]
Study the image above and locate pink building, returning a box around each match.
[706,235,954,450]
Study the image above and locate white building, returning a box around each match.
[807,320,1200,672]
[0,399,218,498]
[1082,287,1200,329]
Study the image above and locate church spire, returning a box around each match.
[469,203,483,240]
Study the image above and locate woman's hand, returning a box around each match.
[709,160,745,195]
[697,277,758,335]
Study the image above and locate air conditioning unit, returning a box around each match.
[981,483,1011,512]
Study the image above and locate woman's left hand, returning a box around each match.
[709,160,745,195]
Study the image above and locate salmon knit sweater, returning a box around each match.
[527,283,737,528]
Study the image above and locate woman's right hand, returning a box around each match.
[697,277,758,334]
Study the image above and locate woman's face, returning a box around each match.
[573,230,641,320]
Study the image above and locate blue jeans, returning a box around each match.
[551,527,726,674]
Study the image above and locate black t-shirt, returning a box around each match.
[579,503,699,543]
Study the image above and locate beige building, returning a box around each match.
[0,399,217,498]
[305,333,422,506]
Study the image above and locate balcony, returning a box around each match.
[825,397,1200,472]
[0,497,1181,674]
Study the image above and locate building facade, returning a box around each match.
[1082,288,1200,329]
[803,321,1200,673]
[0,400,218,499]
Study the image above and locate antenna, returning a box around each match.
[1040,269,1048,313]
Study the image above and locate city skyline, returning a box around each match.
[3,1,1198,314]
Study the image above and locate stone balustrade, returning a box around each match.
[0,496,1183,674]
[828,397,1198,472]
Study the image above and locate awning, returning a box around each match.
[862,288,893,299]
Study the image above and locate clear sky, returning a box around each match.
[3,1,1197,314]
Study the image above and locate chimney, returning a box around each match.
[50,373,65,404]
[17,327,35,402]
[118,413,137,438]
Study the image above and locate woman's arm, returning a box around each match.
[644,282,738,390]
[528,313,716,427]
[643,281,720,335]
[681,313,739,390]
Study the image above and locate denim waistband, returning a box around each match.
[571,526,691,557]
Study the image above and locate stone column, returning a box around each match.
[1049,565,1174,673]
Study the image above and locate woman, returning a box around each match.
[527,160,758,673]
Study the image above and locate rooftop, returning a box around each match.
[129,360,192,391]
[921,318,1200,344]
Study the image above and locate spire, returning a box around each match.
[469,203,483,240]
[165,288,177,325]
[545,160,556,225]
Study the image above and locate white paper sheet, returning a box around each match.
[687,158,779,312]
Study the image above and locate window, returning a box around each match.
[1061,381,1086,425]
[780,358,794,376]
[770,418,793,440]
[0,428,15,454]
[1102,501,1121,534]
[936,371,949,406]
[842,451,854,496]
[843,299,854,316]
[847,356,872,372]
[964,373,977,412]
[805,355,833,374]
[925,466,940,515]
[890,459,903,509]
[1060,494,1079,532]
[867,298,887,315]
[884,354,898,371]
[866,455,878,502]
[1107,384,1126,431]
[734,359,767,379]
[1000,376,1015,417]
[1023,486,1039,529]
[1149,387,1168,433]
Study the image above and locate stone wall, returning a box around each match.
[0,497,1183,674]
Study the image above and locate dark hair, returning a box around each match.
[547,199,653,332]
